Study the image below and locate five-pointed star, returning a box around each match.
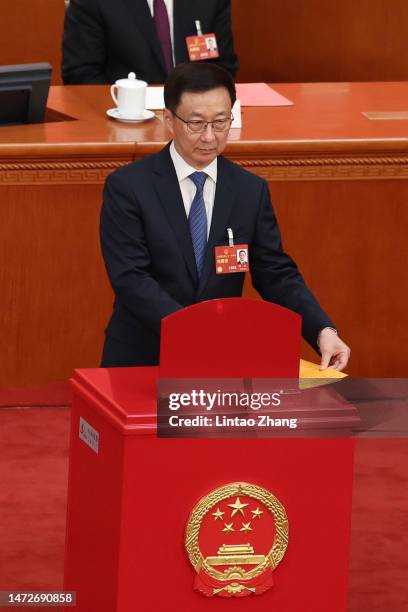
[212,507,224,521]
[251,507,263,519]
[240,522,252,532]
[223,523,234,532]
[228,497,249,517]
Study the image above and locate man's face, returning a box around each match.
[239,250,246,263]
[164,87,232,169]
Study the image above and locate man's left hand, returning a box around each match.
[319,328,351,372]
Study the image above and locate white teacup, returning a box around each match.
[110,72,147,119]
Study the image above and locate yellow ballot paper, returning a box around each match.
[299,359,347,389]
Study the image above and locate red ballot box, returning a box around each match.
[64,299,354,611]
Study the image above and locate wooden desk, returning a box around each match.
[0,0,65,85]
[1,83,407,386]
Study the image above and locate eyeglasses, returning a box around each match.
[173,111,233,133]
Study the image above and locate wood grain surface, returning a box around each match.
[0,0,65,85]
[1,2,407,86]
[232,0,408,83]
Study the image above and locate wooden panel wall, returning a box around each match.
[243,177,408,379]
[0,0,65,84]
[232,0,408,82]
[0,182,114,387]
[269,178,408,378]
[1,1,407,87]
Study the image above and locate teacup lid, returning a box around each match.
[114,72,147,88]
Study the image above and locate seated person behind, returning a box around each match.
[62,0,238,84]
[100,62,350,371]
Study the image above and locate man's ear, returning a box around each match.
[164,109,174,135]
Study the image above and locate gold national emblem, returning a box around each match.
[185,482,288,598]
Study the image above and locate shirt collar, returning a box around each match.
[170,141,217,184]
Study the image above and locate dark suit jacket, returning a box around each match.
[100,144,334,366]
[62,0,238,84]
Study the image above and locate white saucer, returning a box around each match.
[106,108,155,123]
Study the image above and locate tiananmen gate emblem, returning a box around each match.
[185,482,288,597]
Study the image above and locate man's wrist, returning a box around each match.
[317,326,338,348]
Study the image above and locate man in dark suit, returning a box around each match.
[62,0,238,84]
[100,62,350,370]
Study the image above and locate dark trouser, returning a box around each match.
[100,335,159,367]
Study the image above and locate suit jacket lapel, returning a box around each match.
[153,146,198,285]
[123,0,167,74]
[198,157,236,295]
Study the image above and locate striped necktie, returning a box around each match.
[189,172,208,277]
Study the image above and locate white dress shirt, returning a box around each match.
[146,0,175,63]
[169,141,217,238]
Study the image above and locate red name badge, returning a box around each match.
[215,244,249,274]
[186,33,220,61]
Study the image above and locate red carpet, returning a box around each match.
[349,439,408,610]
[0,404,407,611]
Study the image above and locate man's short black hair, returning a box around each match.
[164,62,236,112]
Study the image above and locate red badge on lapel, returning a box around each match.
[186,33,219,61]
[215,245,249,274]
